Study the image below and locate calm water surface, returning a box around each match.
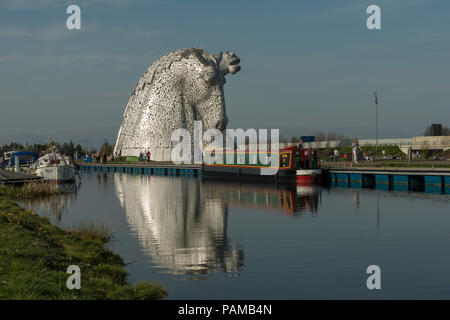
[23,172,450,299]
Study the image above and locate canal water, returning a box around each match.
[22,171,450,299]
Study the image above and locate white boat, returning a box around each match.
[34,153,76,182]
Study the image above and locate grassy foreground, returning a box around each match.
[0,193,166,300]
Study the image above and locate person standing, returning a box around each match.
[334,148,339,162]
[352,138,360,164]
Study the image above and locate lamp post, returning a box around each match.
[374,90,379,157]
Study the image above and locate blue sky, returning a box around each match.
[1,0,449,144]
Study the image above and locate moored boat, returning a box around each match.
[296,168,322,186]
[203,145,321,185]
[0,151,39,172]
[34,153,77,183]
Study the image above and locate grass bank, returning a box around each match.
[323,160,450,169]
[0,192,166,300]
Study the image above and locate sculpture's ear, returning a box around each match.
[213,52,223,65]
[201,66,219,86]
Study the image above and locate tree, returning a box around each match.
[75,144,83,154]
[326,132,338,142]
[424,125,450,136]
[61,140,75,155]
[279,135,288,143]
[99,140,114,156]
[314,132,326,142]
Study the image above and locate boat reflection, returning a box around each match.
[113,175,322,276]
[20,182,80,224]
[202,179,321,216]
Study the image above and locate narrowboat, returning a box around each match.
[203,145,321,185]
[295,148,323,186]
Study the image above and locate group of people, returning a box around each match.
[329,149,340,162]
[299,137,361,164]
[139,151,152,162]
[325,138,361,164]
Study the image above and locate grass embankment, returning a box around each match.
[320,145,450,169]
[318,145,403,160]
[0,186,166,300]
[323,160,450,169]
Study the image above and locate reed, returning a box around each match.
[71,220,114,242]
[0,182,69,199]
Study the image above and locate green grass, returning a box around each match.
[359,162,450,168]
[319,145,403,160]
[323,160,450,169]
[0,194,167,300]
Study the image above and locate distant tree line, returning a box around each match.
[312,132,352,146]
[0,139,115,157]
[278,132,353,146]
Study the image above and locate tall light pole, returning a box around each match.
[374,90,379,157]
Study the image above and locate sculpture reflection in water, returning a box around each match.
[114,174,322,276]
[114,174,244,276]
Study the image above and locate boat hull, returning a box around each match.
[203,165,296,182]
[296,169,322,186]
[36,166,76,182]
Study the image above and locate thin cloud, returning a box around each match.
[0,0,60,11]
[0,23,97,41]
[0,0,164,11]
[0,52,155,68]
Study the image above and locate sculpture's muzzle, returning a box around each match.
[228,56,241,74]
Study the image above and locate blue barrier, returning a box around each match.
[393,183,409,192]
[336,173,349,187]
[424,175,443,186]
[330,173,337,186]
[425,185,443,194]
[392,175,408,185]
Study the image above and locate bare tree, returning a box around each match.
[327,132,338,141]
[314,132,326,142]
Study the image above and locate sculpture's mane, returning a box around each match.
[132,48,216,96]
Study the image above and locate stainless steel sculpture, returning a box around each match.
[113,48,241,161]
